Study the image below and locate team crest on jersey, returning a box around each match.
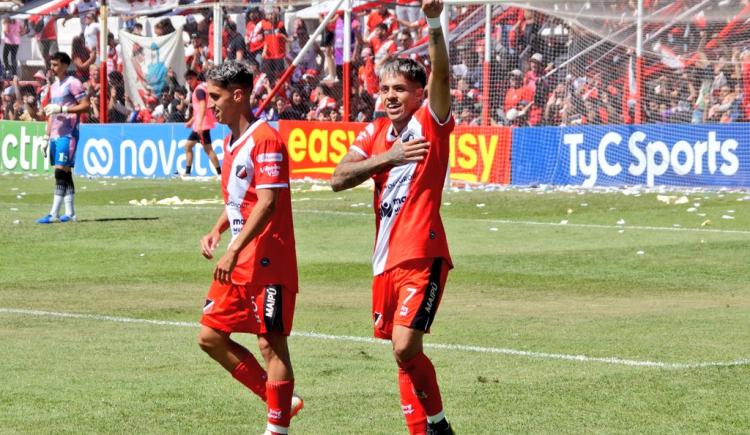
[235,164,248,179]
[400,129,415,142]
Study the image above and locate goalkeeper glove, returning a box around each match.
[44,104,68,116]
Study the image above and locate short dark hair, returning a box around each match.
[50,52,71,66]
[378,58,427,88]
[184,69,198,79]
[206,60,254,89]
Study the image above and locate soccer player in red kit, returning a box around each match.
[197,60,301,435]
[330,1,455,434]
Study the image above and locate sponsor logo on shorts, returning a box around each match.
[265,286,277,319]
[424,282,439,314]
[268,408,283,419]
[401,404,415,415]
[260,257,270,267]
[232,218,246,227]
[203,299,214,313]
[429,229,436,240]
[257,152,283,163]
[373,311,382,326]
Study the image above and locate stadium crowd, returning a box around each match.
[1,0,749,127]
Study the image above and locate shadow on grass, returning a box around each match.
[77,217,160,223]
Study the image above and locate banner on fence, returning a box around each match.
[278,120,512,184]
[511,124,750,187]
[0,121,50,173]
[119,28,186,109]
[75,123,229,177]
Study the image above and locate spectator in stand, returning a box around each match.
[504,69,534,114]
[289,20,320,84]
[357,47,379,97]
[34,11,61,69]
[86,64,100,97]
[265,96,286,121]
[131,22,144,36]
[12,76,43,122]
[152,92,171,123]
[70,0,98,21]
[105,32,123,74]
[366,3,398,38]
[319,11,338,82]
[186,34,209,74]
[226,21,250,62]
[279,88,309,120]
[3,18,24,78]
[707,83,739,123]
[82,12,100,52]
[166,86,188,123]
[245,7,267,67]
[71,36,95,82]
[154,18,176,36]
[206,12,228,61]
[313,83,338,119]
[107,71,128,123]
[262,10,288,85]
[544,82,567,125]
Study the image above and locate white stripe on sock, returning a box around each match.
[426,410,445,424]
[266,423,289,434]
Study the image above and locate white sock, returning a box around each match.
[64,194,75,217]
[50,194,63,217]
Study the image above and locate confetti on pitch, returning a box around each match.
[559,219,568,225]
[636,250,645,255]
[489,227,498,231]
[616,219,626,225]
[721,215,735,220]
[476,203,486,208]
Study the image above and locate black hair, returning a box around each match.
[50,52,71,66]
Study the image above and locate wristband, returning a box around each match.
[427,16,442,29]
[62,106,68,114]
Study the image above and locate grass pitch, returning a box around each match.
[1,173,750,434]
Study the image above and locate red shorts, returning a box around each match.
[200,281,296,335]
[371,257,449,340]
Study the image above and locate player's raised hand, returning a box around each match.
[201,230,221,259]
[422,0,443,18]
[387,136,429,166]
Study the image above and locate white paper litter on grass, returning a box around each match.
[10,207,18,211]
[674,196,689,205]
[636,250,645,255]
[616,219,626,225]
[687,207,697,212]
[489,227,498,231]
[12,219,20,224]
[722,215,735,220]
[476,203,486,208]
[559,220,568,225]
[657,195,676,204]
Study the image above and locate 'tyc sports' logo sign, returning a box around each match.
[566,130,739,187]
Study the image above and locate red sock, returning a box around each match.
[398,352,444,420]
[230,355,268,401]
[399,367,428,435]
[266,379,294,434]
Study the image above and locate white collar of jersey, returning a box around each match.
[227,118,264,153]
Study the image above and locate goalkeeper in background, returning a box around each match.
[37,52,90,224]
[330,0,455,433]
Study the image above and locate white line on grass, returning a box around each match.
[295,209,750,235]
[2,308,748,370]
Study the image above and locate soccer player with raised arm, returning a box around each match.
[197,61,301,435]
[330,0,455,433]
[37,52,90,224]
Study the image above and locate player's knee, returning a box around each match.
[257,334,288,361]
[197,330,224,356]
[392,342,419,364]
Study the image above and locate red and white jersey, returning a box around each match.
[350,105,454,275]
[221,119,298,291]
